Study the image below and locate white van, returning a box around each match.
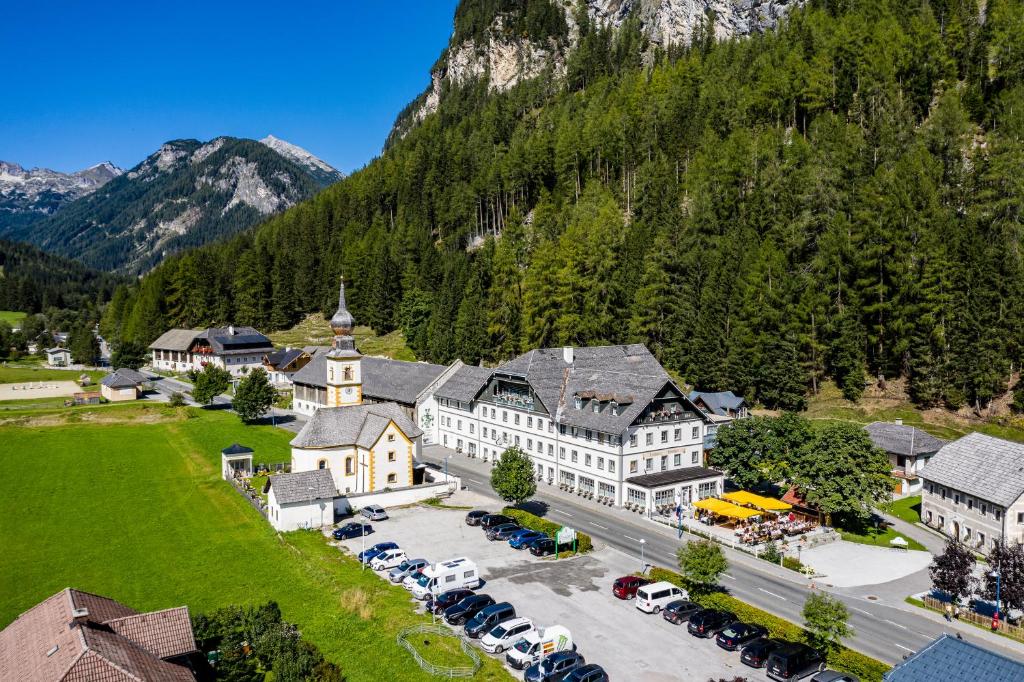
[411,557,481,599]
[480,616,535,654]
[635,581,689,614]
[505,625,573,670]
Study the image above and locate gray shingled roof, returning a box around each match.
[918,433,1024,507]
[263,347,306,370]
[865,422,946,457]
[269,469,339,504]
[148,329,202,351]
[883,633,1024,681]
[290,402,423,449]
[688,391,746,417]
[292,352,447,406]
[100,368,146,388]
[434,364,495,402]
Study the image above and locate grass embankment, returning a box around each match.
[645,567,890,682]
[836,524,926,552]
[0,405,509,681]
[0,311,27,326]
[269,314,415,361]
[882,496,922,525]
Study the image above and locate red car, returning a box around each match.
[612,576,650,600]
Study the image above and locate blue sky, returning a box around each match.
[0,1,458,174]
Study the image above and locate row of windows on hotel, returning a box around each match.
[926,482,1007,520]
[503,468,718,506]
[440,408,700,447]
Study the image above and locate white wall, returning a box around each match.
[267,488,334,531]
[345,477,458,510]
[100,384,137,402]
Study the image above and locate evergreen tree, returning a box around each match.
[68,324,99,366]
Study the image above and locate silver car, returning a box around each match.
[389,557,429,583]
[811,673,859,682]
[361,504,388,521]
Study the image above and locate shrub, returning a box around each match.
[502,507,593,553]
[782,556,804,572]
[168,391,186,407]
[760,542,782,565]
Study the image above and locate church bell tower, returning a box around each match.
[326,276,362,408]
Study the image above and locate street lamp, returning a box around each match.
[639,538,646,573]
[361,522,368,572]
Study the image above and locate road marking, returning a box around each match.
[851,607,875,617]
[623,535,640,542]
[592,522,608,530]
[885,620,908,630]
[553,509,573,517]
[894,643,914,653]
[722,573,736,580]
[758,588,787,601]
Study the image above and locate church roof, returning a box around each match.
[291,352,447,406]
[290,401,423,449]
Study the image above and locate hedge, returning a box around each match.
[645,568,890,682]
[502,507,594,553]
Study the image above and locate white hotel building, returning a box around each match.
[434,345,723,510]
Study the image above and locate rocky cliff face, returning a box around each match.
[0,137,341,273]
[0,160,122,227]
[402,0,799,129]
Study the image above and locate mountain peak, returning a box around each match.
[259,135,343,184]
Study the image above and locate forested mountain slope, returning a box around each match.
[1,137,342,274]
[0,239,125,316]
[103,0,1024,413]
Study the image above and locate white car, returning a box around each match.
[361,504,388,521]
[403,570,425,590]
[479,617,535,654]
[370,548,406,571]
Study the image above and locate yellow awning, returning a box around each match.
[722,490,792,512]
[693,498,762,520]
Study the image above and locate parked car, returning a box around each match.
[486,522,521,541]
[810,672,859,682]
[480,513,515,529]
[740,637,787,669]
[357,541,398,564]
[527,537,559,556]
[479,616,535,654]
[716,622,768,651]
[766,643,825,681]
[360,504,388,521]
[662,599,701,625]
[389,557,429,584]
[444,594,495,625]
[687,609,736,638]
[563,664,609,682]
[464,602,516,639]
[635,581,688,614]
[332,521,372,539]
[611,576,650,600]
[465,510,490,526]
[524,650,586,682]
[509,530,546,549]
[369,548,407,571]
[505,625,573,670]
[425,588,475,615]
[402,570,425,590]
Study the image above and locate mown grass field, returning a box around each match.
[0,404,509,681]
[0,361,106,385]
[0,310,26,326]
[882,495,922,525]
[269,314,415,361]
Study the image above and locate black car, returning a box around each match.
[716,622,768,651]
[740,637,787,669]
[425,588,474,615]
[766,643,825,681]
[662,599,701,625]
[480,513,515,529]
[524,650,586,682]
[562,664,609,682]
[486,522,522,541]
[331,522,372,539]
[465,510,490,526]
[687,609,736,638]
[443,594,495,625]
[463,602,516,639]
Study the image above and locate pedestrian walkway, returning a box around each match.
[878,510,945,555]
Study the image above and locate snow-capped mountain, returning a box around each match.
[0,160,123,227]
[260,135,343,186]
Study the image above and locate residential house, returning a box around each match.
[44,347,71,367]
[99,367,148,402]
[266,468,339,531]
[688,390,748,451]
[262,347,312,386]
[883,633,1024,681]
[919,433,1024,551]
[0,587,198,681]
[865,420,946,495]
[148,326,274,377]
[435,344,716,508]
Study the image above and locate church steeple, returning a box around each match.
[326,275,361,407]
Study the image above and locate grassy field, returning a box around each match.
[882,495,922,525]
[0,311,26,326]
[0,405,508,680]
[836,522,926,552]
[0,362,107,385]
[269,314,415,361]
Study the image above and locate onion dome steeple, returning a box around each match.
[328,276,359,357]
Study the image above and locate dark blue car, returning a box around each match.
[509,530,546,549]
[524,650,586,682]
[332,522,372,540]
[357,541,398,564]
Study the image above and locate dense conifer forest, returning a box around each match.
[102,0,1024,411]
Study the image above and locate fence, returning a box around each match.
[396,624,482,678]
[227,474,267,519]
[922,595,1024,642]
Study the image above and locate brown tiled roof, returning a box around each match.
[0,588,197,682]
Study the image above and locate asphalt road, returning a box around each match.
[421,447,1024,666]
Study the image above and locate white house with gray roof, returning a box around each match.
[265,468,339,531]
[435,344,716,508]
[865,420,946,495]
[919,433,1024,551]
[148,326,274,377]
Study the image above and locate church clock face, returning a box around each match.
[345,387,354,395]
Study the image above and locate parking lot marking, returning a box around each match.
[553,509,573,517]
[758,588,787,601]
[885,620,908,630]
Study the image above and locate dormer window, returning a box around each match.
[592,401,600,413]
[610,401,619,416]
[574,397,582,409]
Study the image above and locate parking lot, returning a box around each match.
[333,501,760,681]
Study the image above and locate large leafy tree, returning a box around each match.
[929,540,976,604]
[802,593,852,652]
[233,368,276,423]
[708,416,783,489]
[982,542,1024,614]
[676,540,728,594]
[490,445,537,506]
[192,363,232,406]
[791,422,892,521]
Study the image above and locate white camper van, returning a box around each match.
[505,625,574,670]
[411,557,482,599]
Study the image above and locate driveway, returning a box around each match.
[334,499,757,681]
[799,542,932,588]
